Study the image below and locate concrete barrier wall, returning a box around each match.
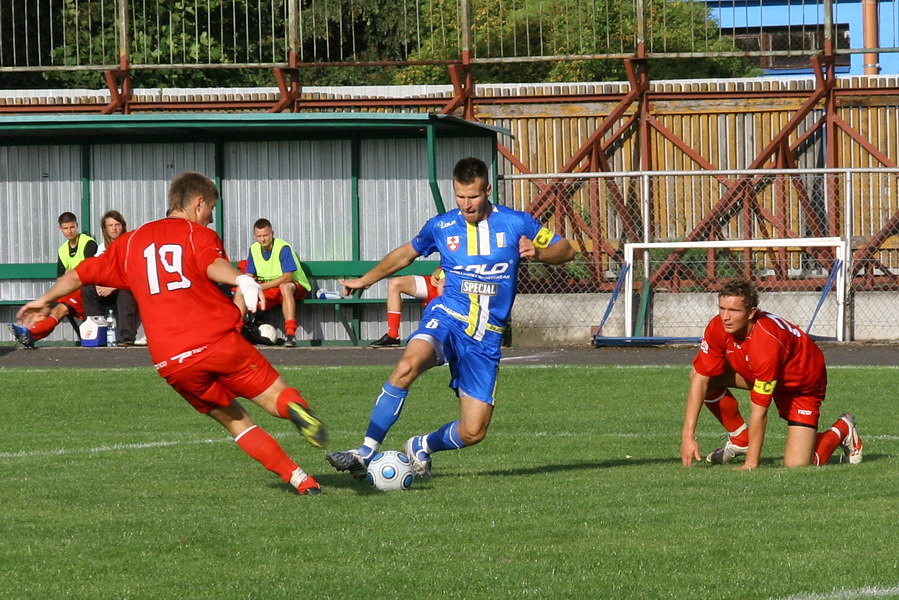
[511,291,899,346]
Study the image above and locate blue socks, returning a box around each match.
[425,420,465,452]
[359,382,408,460]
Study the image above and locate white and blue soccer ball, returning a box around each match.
[366,450,415,491]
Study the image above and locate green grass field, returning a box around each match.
[1,364,897,600]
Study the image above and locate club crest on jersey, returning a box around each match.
[446,235,460,251]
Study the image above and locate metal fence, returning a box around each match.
[1,0,896,74]
[502,169,899,345]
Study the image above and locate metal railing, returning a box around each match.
[1,0,895,74]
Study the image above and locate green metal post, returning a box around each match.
[351,136,361,260]
[213,140,225,239]
[81,145,92,235]
[427,123,446,214]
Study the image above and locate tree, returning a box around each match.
[393,0,758,84]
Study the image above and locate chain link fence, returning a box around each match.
[502,169,899,345]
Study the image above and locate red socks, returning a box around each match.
[386,311,401,338]
[284,319,297,336]
[29,315,60,341]
[704,389,749,447]
[275,387,309,419]
[813,417,849,465]
[234,425,298,484]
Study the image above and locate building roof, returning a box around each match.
[0,112,511,143]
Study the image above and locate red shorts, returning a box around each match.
[766,393,823,428]
[159,331,280,413]
[60,289,85,320]
[424,278,439,305]
[260,282,308,307]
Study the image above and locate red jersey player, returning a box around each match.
[16,172,327,495]
[680,279,863,469]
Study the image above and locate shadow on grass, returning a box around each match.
[481,456,682,477]
[477,452,882,477]
[267,452,883,494]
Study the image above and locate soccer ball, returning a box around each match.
[257,323,278,344]
[366,450,415,491]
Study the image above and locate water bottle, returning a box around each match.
[106,309,117,346]
[316,289,342,299]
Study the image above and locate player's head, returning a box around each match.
[168,172,219,226]
[57,211,79,241]
[101,210,127,245]
[452,157,492,224]
[253,218,274,251]
[718,279,759,336]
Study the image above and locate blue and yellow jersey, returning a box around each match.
[411,205,560,341]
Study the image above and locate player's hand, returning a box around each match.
[680,438,702,467]
[339,278,369,296]
[236,274,265,313]
[518,235,537,259]
[16,300,51,328]
[734,464,757,471]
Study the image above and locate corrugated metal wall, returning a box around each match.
[221,139,354,263]
[91,143,216,230]
[0,145,82,302]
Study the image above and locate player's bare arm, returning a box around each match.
[340,242,421,295]
[735,402,769,470]
[16,269,84,327]
[519,235,575,264]
[681,368,711,467]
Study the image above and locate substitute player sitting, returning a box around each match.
[233,218,311,348]
[369,266,445,347]
[680,278,863,469]
[8,212,97,348]
[17,172,326,495]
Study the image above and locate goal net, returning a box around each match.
[593,237,849,345]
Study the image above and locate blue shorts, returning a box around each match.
[409,305,502,405]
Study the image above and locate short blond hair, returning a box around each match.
[167,172,219,214]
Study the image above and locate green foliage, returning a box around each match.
[30,0,759,88]
[1,364,896,599]
[396,0,758,84]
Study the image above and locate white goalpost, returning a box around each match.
[619,237,850,342]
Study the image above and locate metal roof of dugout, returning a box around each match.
[0,112,510,142]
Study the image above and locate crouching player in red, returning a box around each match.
[17,172,327,495]
[680,279,863,470]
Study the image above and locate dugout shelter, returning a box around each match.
[0,112,508,345]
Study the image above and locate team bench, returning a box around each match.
[299,260,440,346]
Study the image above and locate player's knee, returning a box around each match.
[387,277,404,295]
[458,424,487,446]
[391,357,423,387]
